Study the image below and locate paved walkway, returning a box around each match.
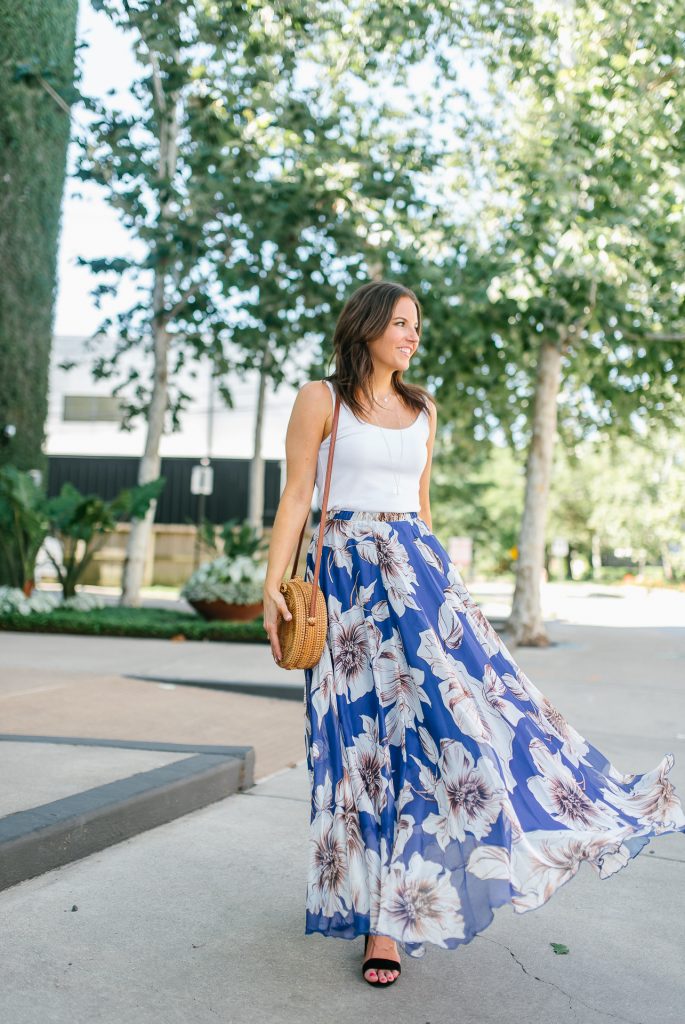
[1,664,304,784]
[1,583,684,1022]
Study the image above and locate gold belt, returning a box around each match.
[373,511,411,520]
[325,510,415,521]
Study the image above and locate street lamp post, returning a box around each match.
[190,456,214,570]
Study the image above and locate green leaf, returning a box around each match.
[550,942,570,955]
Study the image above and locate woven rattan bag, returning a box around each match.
[276,391,341,670]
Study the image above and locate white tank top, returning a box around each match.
[314,379,430,512]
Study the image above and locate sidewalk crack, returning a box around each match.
[476,936,645,1024]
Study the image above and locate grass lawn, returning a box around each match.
[0,605,267,642]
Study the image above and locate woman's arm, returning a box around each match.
[263,380,330,662]
[418,398,437,530]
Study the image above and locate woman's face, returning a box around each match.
[366,296,420,375]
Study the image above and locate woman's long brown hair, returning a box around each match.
[323,281,435,421]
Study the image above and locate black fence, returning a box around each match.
[47,455,283,526]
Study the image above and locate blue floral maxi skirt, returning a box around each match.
[302,509,685,959]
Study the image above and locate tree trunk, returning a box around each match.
[120,317,169,605]
[120,53,179,606]
[565,548,573,580]
[661,543,673,581]
[507,0,580,637]
[248,347,271,536]
[507,339,563,645]
[591,532,602,578]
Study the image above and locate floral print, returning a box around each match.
[420,741,506,847]
[303,509,685,958]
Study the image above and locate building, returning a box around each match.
[44,334,309,586]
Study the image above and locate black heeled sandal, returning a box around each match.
[361,933,402,986]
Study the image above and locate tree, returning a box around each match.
[546,423,685,582]
[0,1,78,469]
[402,0,685,642]
[76,0,446,600]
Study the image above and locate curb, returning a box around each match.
[0,734,255,892]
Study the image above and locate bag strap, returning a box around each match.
[289,384,341,621]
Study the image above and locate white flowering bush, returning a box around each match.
[63,592,106,611]
[181,554,268,605]
[0,586,105,616]
[0,587,59,616]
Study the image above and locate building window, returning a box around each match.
[63,395,124,422]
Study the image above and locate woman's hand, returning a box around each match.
[263,583,292,664]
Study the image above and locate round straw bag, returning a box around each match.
[277,577,327,669]
[277,391,340,670]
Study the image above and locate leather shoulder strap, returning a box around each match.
[289,382,340,595]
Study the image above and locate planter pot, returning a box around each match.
[22,579,35,597]
[189,598,263,622]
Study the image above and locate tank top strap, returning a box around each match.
[321,378,352,421]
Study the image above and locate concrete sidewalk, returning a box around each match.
[0,635,308,891]
[1,585,685,1022]
[1,759,683,1024]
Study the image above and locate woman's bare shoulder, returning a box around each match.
[287,381,333,444]
[294,379,333,412]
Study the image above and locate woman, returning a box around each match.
[262,280,685,987]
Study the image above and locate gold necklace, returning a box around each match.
[371,384,395,406]
[375,398,404,496]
